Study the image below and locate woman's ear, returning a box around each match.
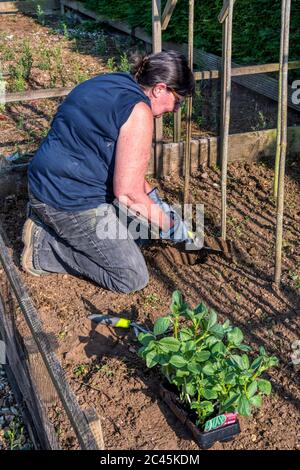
[152,83,167,98]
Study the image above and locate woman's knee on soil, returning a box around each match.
[111,259,149,294]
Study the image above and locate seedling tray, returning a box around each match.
[159,381,241,449]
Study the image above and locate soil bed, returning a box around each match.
[0,157,299,450]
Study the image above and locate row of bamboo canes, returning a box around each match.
[152,0,295,286]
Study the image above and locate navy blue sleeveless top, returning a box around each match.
[28,73,151,211]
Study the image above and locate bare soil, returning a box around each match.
[0,157,299,450]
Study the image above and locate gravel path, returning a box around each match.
[0,364,32,450]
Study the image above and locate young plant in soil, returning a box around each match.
[138,291,279,429]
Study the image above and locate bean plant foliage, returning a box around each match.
[138,291,279,427]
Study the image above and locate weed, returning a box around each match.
[72,62,88,84]
[1,46,14,61]
[20,40,33,80]
[60,22,69,40]
[119,52,130,72]
[53,46,66,87]
[96,364,114,377]
[4,418,26,450]
[9,64,26,92]
[36,4,45,26]
[17,116,25,130]
[289,269,300,289]
[143,293,160,307]
[58,331,67,340]
[106,57,117,72]
[37,47,51,71]
[73,364,88,377]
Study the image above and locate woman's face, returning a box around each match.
[147,83,185,118]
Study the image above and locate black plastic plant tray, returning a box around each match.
[159,381,241,449]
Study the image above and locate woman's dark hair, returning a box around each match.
[131,50,195,97]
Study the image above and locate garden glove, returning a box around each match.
[148,187,191,243]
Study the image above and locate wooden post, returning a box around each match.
[152,0,163,177]
[183,0,194,205]
[275,0,291,285]
[161,0,178,30]
[220,0,234,240]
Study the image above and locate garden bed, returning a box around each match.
[1,12,300,159]
[0,156,299,450]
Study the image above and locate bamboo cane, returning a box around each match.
[152,0,163,177]
[273,0,286,199]
[184,0,194,205]
[174,108,182,142]
[275,0,291,285]
[220,0,234,240]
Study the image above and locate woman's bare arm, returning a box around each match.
[113,102,170,231]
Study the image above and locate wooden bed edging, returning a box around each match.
[0,225,104,450]
[0,125,299,199]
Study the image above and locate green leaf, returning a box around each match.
[187,361,202,374]
[172,290,183,307]
[210,323,225,339]
[157,353,171,366]
[138,332,155,346]
[180,340,196,354]
[169,355,188,368]
[176,369,189,378]
[250,395,263,408]
[158,337,180,352]
[202,388,218,400]
[211,342,226,355]
[194,302,207,315]
[241,354,250,370]
[224,372,237,385]
[185,309,196,321]
[202,363,215,376]
[207,310,218,329]
[179,328,194,341]
[205,335,220,348]
[238,396,251,416]
[191,400,214,413]
[230,355,245,370]
[195,350,211,362]
[221,393,239,411]
[227,327,244,346]
[238,344,252,352]
[247,381,258,398]
[259,346,266,355]
[251,357,264,371]
[186,382,196,396]
[153,317,170,336]
[257,379,272,395]
[145,349,159,368]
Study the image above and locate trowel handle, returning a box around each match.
[89,314,131,328]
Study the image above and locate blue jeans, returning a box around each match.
[28,192,149,293]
